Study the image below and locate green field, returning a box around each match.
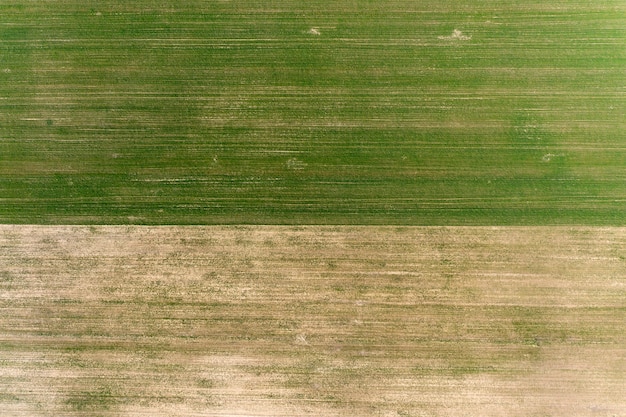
[1,1,624,224]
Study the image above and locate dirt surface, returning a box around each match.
[1,226,625,416]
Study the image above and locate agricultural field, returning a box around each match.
[1,0,624,224]
[1,225,625,416]
[1,1,625,416]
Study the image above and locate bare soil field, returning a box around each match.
[1,226,625,416]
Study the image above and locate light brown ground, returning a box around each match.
[1,226,625,416]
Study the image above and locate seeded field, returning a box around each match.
[1,226,625,416]
[1,1,625,224]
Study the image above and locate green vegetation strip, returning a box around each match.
[1,226,625,415]
[1,1,625,224]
